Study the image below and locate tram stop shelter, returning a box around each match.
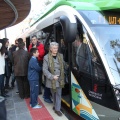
[0,0,31,30]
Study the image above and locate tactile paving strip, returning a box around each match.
[25,98,54,120]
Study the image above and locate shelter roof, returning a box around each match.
[0,0,31,30]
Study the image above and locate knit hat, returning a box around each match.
[0,43,2,49]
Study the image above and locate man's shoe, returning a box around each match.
[44,98,53,103]
[55,111,62,116]
[39,92,42,95]
[11,82,14,88]
[30,103,40,107]
[1,93,9,97]
[16,91,19,94]
[4,90,8,93]
[32,104,42,109]
[5,86,12,90]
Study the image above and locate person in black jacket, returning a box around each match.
[13,42,30,99]
[10,40,18,88]
[2,38,12,90]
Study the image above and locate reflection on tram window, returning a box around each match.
[91,26,120,83]
[110,39,120,63]
[72,28,106,81]
[85,32,106,81]
[72,34,90,73]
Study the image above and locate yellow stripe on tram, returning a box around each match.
[61,98,70,108]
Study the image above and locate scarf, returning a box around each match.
[48,51,64,92]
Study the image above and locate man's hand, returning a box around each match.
[53,75,59,80]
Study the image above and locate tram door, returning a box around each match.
[43,24,70,105]
[71,21,118,111]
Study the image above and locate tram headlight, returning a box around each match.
[117,96,120,101]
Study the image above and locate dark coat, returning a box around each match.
[5,49,12,76]
[5,59,11,76]
[13,49,29,76]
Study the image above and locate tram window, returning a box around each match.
[72,26,106,81]
[87,35,105,80]
[83,27,106,81]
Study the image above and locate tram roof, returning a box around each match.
[0,0,31,30]
[31,0,120,27]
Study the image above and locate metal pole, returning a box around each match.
[4,29,7,38]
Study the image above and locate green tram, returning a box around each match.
[21,0,120,119]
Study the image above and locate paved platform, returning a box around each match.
[5,84,68,120]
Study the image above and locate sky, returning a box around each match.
[0,0,46,44]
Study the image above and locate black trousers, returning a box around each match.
[0,97,6,120]
[5,76,10,87]
[16,76,30,99]
[44,87,51,99]
[39,61,43,94]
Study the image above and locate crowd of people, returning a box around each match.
[0,36,64,116]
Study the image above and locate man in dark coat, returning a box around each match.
[72,34,90,73]
[13,42,30,99]
[10,40,18,88]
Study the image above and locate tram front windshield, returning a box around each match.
[79,10,120,85]
[91,26,120,85]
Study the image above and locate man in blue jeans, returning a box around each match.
[43,81,53,103]
[28,48,42,109]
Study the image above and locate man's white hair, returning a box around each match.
[50,42,59,48]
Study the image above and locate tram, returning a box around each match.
[21,0,120,120]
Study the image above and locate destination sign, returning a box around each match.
[80,10,120,25]
[98,15,120,24]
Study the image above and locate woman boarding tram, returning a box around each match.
[20,0,120,119]
[43,42,64,116]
